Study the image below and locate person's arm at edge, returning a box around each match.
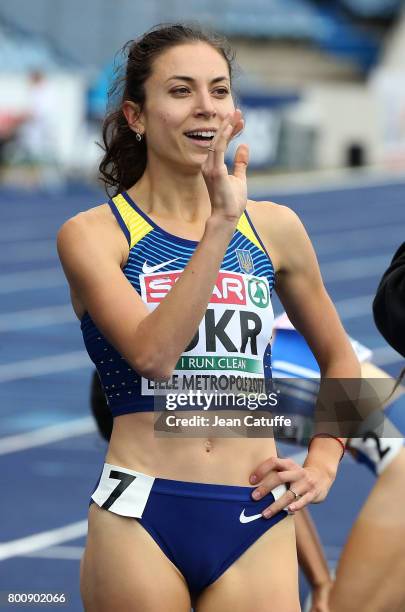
[295,509,333,611]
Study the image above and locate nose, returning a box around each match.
[194,90,217,118]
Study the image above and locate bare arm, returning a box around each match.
[295,510,332,612]
[273,206,360,484]
[247,203,361,515]
[296,509,331,586]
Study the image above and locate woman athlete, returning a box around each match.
[57,24,360,611]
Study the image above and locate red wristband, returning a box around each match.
[308,434,346,462]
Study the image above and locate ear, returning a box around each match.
[122,101,144,135]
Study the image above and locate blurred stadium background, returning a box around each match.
[0,1,405,610]
[1,0,405,181]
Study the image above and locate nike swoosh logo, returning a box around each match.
[142,258,179,274]
[239,509,263,524]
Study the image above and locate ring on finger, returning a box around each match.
[207,146,215,152]
[289,487,301,501]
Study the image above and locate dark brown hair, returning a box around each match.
[99,23,236,197]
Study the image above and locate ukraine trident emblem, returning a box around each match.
[236,249,255,274]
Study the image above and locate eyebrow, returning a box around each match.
[166,75,230,84]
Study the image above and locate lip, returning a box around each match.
[184,128,217,149]
[184,136,215,148]
[184,128,218,134]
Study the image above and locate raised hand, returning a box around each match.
[201,109,249,224]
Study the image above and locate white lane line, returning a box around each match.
[0,351,91,383]
[314,225,405,255]
[0,228,56,243]
[0,520,88,562]
[0,240,56,263]
[0,417,96,456]
[321,254,391,282]
[5,304,76,329]
[334,295,374,320]
[250,168,405,196]
[0,305,76,331]
[23,545,85,560]
[0,268,65,294]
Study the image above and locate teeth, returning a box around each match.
[186,130,216,137]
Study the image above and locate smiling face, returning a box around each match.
[136,42,235,170]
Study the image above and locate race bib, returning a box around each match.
[91,463,155,517]
[139,269,274,396]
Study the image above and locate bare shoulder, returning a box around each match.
[57,203,130,319]
[246,199,300,230]
[246,199,303,272]
[59,203,115,236]
[57,203,128,268]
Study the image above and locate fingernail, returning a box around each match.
[250,474,257,484]
[262,510,272,518]
[252,490,261,500]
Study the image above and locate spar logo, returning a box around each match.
[142,270,247,305]
[142,271,181,303]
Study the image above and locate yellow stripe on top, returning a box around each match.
[236,212,265,253]
[112,194,153,249]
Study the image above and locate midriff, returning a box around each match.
[105,411,278,486]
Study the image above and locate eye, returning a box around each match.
[213,87,230,97]
[170,87,190,96]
